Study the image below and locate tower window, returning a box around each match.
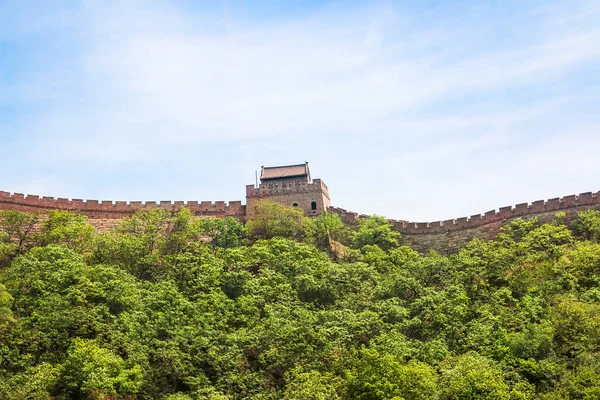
[311,201,317,210]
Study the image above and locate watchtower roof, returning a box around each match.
[261,163,310,181]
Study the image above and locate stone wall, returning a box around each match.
[3,186,600,255]
[0,190,246,232]
[330,191,600,255]
[246,178,331,217]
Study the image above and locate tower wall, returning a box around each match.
[246,179,330,217]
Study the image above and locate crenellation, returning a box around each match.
[498,206,513,217]
[328,190,600,254]
[579,192,594,204]
[246,164,330,217]
[513,203,529,215]
[443,219,455,227]
[455,217,469,228]
[2,164,598,256]
[389,221,402,230]
[562,195,577,206]
[546,198,560,209]
[531,200,545,212]
[0,189,248,229]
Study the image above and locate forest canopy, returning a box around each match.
[1,202,600,399]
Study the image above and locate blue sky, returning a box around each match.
[1,0,599,221]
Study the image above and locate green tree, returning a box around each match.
[0,231,18,266]
[38,210,95,251]
[308,212,350,252]
[572,209,600,242]
[0,209,38,252]
[521,222,573,258]
[439,352,511,400]
[2,206,600,399]
[58,338,143,398]
[352,216,400,251]
[550,296,600,358]
[198,216,247,249]
[347,348,438,400]
[246,200,310,241]
[0,362,60,400]
[284,369,341,399]
[0,283,14,334]
[92,208,172,279]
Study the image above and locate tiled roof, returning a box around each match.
[261,163,309,180]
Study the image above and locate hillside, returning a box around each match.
[1,201,600,399]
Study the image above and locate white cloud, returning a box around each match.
[3,0,600,220]
[32,0,594,153]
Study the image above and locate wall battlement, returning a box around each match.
[246,179,330,199]
[0,190,245,220]
[330,191,600,234]
[245,166,331,217]
[2,174,598,254]
[329,190,600,254]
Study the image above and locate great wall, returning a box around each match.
[1,163,599,254]
[329,191,600,253]
[0,190,245,231]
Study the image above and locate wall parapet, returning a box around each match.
[329,191,600,235]
[312,179,330,200]
[0,190,245,219]
[3,187,600,253]
[246,180,328,199]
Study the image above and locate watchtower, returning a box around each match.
[246,162,330,217]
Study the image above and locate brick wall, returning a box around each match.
[246,178,330,217]
[0,190,246,232]
[330,191,600,255]
[3,186,599,255]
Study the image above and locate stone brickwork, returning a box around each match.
[246,178,331,218]
[0,163,330,232]
[1,170,598,255]
[330,191,600,254]
[246,163,331,218]
[0,190,245,231]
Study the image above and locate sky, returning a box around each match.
[1,0,599,222]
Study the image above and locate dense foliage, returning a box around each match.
[1,204,600,399]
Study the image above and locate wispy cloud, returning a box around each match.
[1,0,599,219]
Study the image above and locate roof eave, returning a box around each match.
[261,174,308,181]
